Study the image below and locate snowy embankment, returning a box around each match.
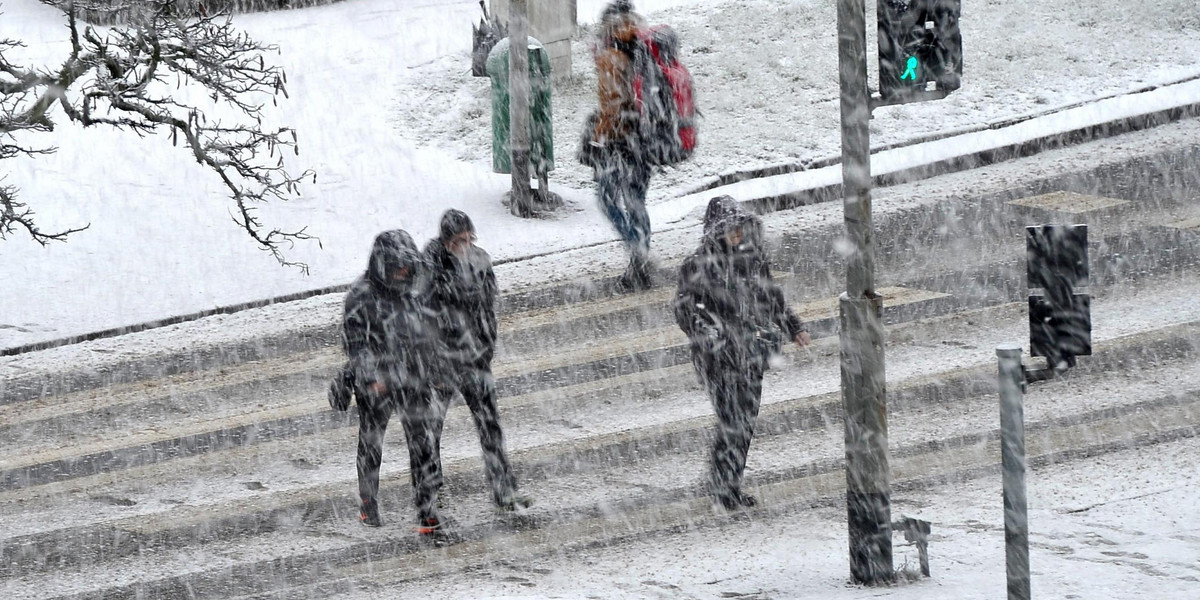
[3,0,1200,351]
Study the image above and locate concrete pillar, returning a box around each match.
[491,0,576,81]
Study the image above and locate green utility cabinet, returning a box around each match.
[486,37,554,175]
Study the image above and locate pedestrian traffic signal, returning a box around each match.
[1026,225,1092,371]
[878,0,962,101]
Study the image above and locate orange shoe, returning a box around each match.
[413,516,443,536]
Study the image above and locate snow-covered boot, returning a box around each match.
[496,494,534,513]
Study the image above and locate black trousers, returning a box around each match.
[357,388,443,521]
[435,364,517,506]
[702,356,766,501]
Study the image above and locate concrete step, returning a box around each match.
[1,265,1195,510]
[0,285,951,492]
[4,215,1196,493]
[2,218,1195,494]
[3,286,1197,583]
[19,351,1200,600]
[4,149,1196,405]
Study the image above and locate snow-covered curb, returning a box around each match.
[687,73,1200,195]
[654,78,1200,223]
[8,79,1199,361]
[6,115,1200,390]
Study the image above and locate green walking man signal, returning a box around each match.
[878,0,962,102]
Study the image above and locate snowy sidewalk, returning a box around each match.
[368,436,1200,600]
[4,0,1200,352]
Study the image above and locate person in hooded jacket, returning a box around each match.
[672,196,812,510]
[587,0,655,291]
[423,210,531,512]
[341,230,449,533]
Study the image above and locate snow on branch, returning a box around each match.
[1,0,315,271]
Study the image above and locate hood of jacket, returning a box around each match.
[599,0,642,48]
[702,196,762,253]
[439,209,475,244]
[366,230,425,296]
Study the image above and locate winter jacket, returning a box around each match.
[594,43,639,145]
[673,197,806,372]
[342,230,446,396]
[592,1,645,148]
[422,236,499,369]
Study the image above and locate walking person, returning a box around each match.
[423,210,531,512]
[340,229,449,534]
[672,196,812,510]
[584,0,655,291]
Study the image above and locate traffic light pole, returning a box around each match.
[508,0,533,217]
[837,0,893,585]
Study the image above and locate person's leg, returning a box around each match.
[707,355,765,508]
[706,364,742,507]
[622,159,654,288]
[460,366,520,506]
[597,149,654,291]
[726,364,765,506]
[356,397,392,525]
[398,391,443,525]
[597,151,637,246]
[628,160,652,258]
[429,386,452,507]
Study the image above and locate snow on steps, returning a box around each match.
[10,339,1200,599]
[2,291,1199,593]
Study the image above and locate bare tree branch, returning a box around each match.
[0,177,91,243]
[1,0,316,270]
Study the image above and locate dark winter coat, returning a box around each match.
[423,235,499,370]
[673,197,806,374]
[342,230,446,396]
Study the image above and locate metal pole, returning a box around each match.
[508,0,533,217]
[839,0,875,298]
[837,0,892,585]
[997,344,1031,600]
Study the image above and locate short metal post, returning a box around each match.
[997,344,1030,600]
[918,537,930,577]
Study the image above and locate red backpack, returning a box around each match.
[633,25,696,166]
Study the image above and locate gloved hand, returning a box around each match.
[328,366,355,412]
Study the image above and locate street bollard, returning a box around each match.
[997,343,1030,600]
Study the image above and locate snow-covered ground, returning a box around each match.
[3,0,1200,351]
[6,111,1200,381]
[373,436,1200,599]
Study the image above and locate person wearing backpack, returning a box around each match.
[586,0,655,292]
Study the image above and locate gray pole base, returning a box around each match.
[840,293,894,585]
